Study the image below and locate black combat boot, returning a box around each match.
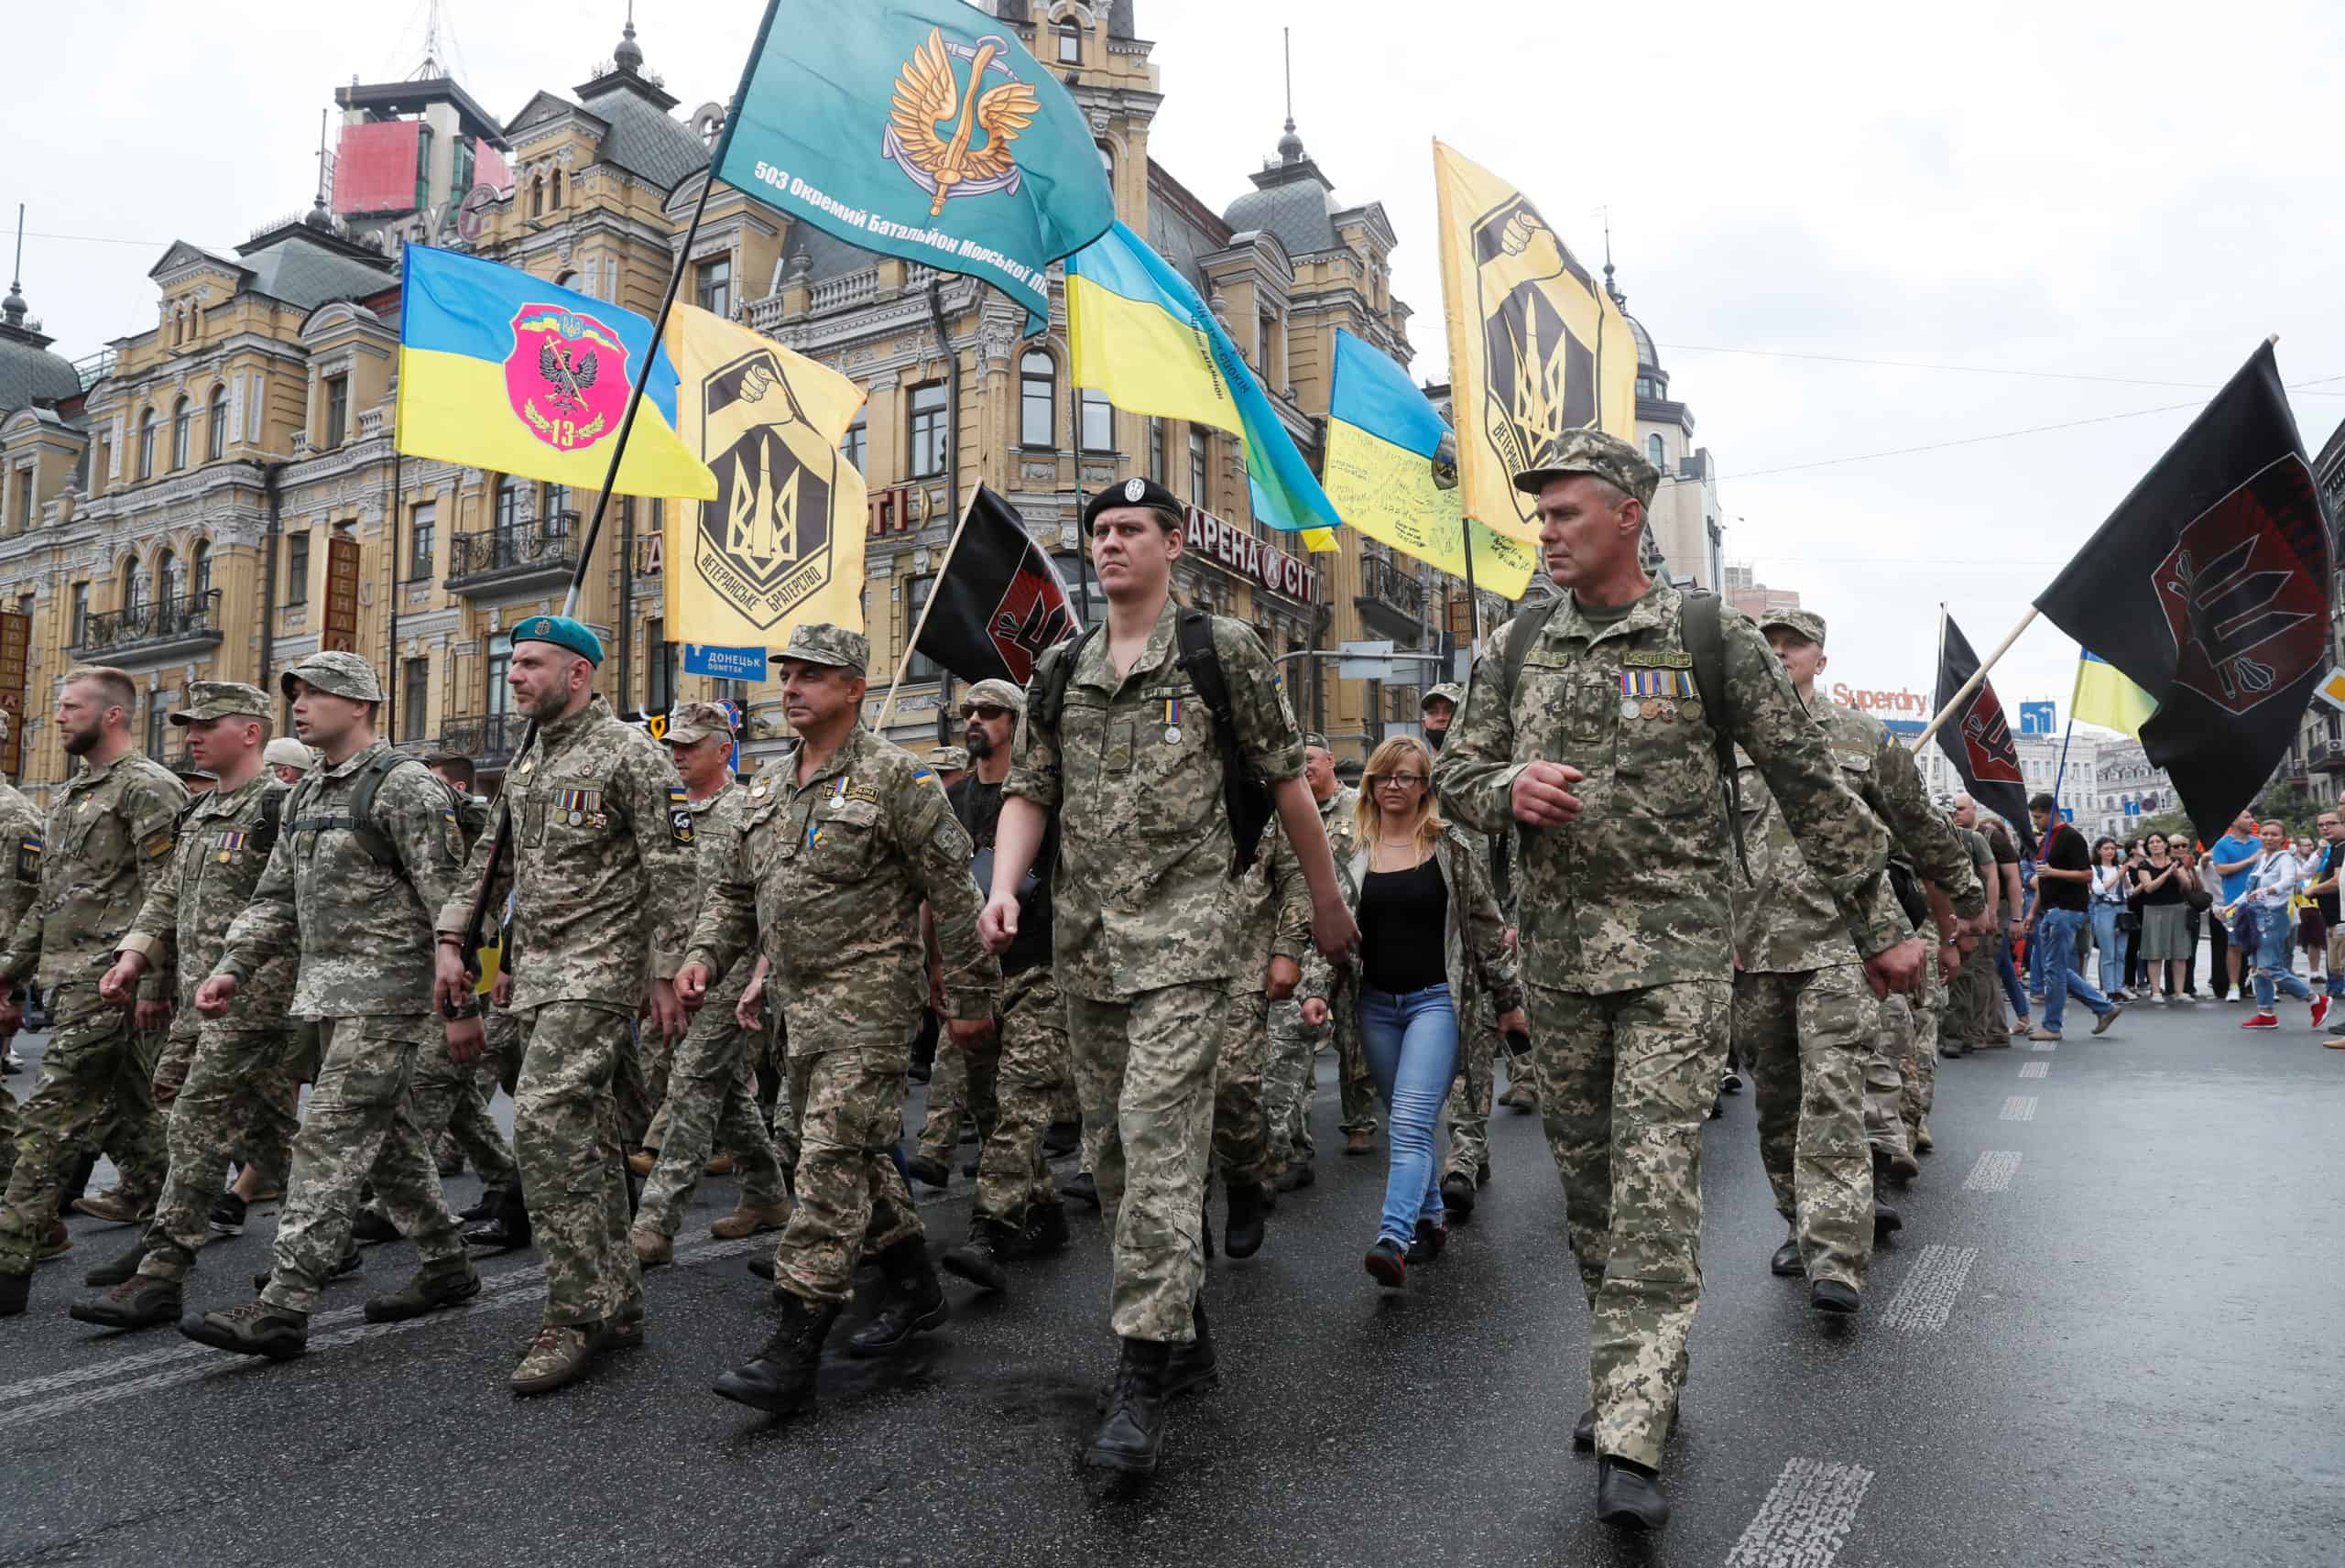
[0,1269,29,1317]
[1017,1200,1070,1258]
[710,1291,841,1417]
[1163,1297,1217,1398]
[940,1219,1015,1294]
[1222,1181,1270,1259]
[845,1237,949,1356]
[1085,1337,1175,1472]
[1596,1456,1670,1529]
[363,1257,484,1323]
[464,1181,532,1253]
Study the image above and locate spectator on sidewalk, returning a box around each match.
[2238,821,2328,1030]
[2209,814,2263,1002]
[2132,833,2196,1003]
[2305,811,2345,1001]
[2089,837,2132,997]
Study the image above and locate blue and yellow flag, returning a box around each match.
[714,0,1115,338]
[397,245,714,500]
[1066,221,1339,550]
[1325,330,1536,599]
[2070,648,2157,738]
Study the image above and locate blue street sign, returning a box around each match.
[684,644,767,682]
[2059,807,2074,822]
[2018,700,2056,736]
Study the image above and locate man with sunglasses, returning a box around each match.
[934,680,1074,1292]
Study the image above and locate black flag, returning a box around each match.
[2034,343,2333,843]
[1934,613,2036,856]
[916,486,1080,687]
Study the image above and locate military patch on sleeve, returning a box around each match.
[911,768,933,785]
[669,786,694,845]
[142,831,174,859]
[14,839,38,884]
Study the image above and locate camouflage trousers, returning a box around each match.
[0,1080,15,1189]
[514,1002,644,1330]
[136,1025,306,1283]
[1731,966,1875,1290]
[1066,982,1228,1344]
[410,1026,518,1192]
[1210,986,1274,1190]
[1336,997,1380,1137]
[636,979,790,1241]
[1264,997,1324,1171]
[1529,976,1730,1472]
[916,1031,967,1166]
[0,985,167,1279]
[963,965,1069,1230]
[1947,933,1999,1048]
[1879,964,1942,1138]
[1442,1001,1501,1181]
[770,1045,922,1309]
[261,1015,465,1316]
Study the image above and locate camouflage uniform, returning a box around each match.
[636,768,791,1241]
[441,692,693,1332]
[1945,824,1999,1051]
[0,742,185,1284]
[1009,598,1303,1342]
[413,789,517,1192]
[685,705,998,1311]
[1441,822,1518,1182]
[915,1038,967,1167]
[1212,786,1309,1192]
[214,693,472,1317]
[1435,562,1902,1471]
[1267,783,1358,1174]
[0,775,44,1189]
[117,686,310,1284]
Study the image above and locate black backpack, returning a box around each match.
[1495,587,1747,877]
[1031,608,1275,877]
[287,752,445,869]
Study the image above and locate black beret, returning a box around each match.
[1082,475,1185,532]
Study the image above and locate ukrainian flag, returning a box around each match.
[1065,222,1339,550]
[2070,648,2157,737]
[396,245,715,501]
[1324,330,1536,600]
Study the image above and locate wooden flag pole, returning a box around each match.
[1913,604,2039,749]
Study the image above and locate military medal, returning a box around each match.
[1682,701,1704,723]
[1162,697,1183,746]
[1620,698,1641,720]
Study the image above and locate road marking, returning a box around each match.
[1723,1457,1875,1568]
[2018,1061,2049,1079]
[1962,1150,2022,1192]
[1999,1094,2038,1121]
[1880,1244,1979,1332]
[2025,1038,2057,1051]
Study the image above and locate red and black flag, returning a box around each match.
[916,486,1081,687]
[2034,343,2334,843]
[1934,612,2036,855]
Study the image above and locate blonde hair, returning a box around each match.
[1355,735,1444,855]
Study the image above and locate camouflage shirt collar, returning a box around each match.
[190,770,268,820]
[682,772,738,813]
[1075,596,1182,693]
[790,723,872,793]
[1555,578,1679,647]
[319,736,392,782]
[540,693,611,747]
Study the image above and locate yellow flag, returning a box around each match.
[662,303,869,647]
[1433,141,1637,545]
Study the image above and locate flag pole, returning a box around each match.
[456,167,721,966]
[2050,712,2077,814]
[875,495,977,733]
[1914,604,2039,748]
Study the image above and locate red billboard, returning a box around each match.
[334,120,421,216]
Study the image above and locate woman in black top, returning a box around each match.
[2132,833,2197,1002]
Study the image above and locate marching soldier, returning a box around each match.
[0,711,43,1194]
[1433,432,1924,1529]
[1265,734,1356,1191]
[677,624,998,1421]
[0,666,186,1317]
[430,616,693,1395]
[72,681,305,1327]
[177,651,477,1356]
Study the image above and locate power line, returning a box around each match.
[1656,341,2219,390]
[19,229,168,248]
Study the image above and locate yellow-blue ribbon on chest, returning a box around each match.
[213,829,246,864]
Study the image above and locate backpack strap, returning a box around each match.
[290,753,426,869]
[1680,589,1749,880]
[1174,609,1272,877]
[1030,624,1102,739]
[1498,597,1564,710]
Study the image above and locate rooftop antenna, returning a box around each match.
[417,0,442,78]
[1283,27,1292,127]
[1600,205,1623,307]
[5,203,27,327]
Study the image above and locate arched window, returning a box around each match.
[1020,351,1055,447]
[1096,141,1115,184]
[495,474,523,532]
[119,555,146,614]
[551,170,564,210]
[158,547,183,605]
[530,176,545,218]
[137,408,158,480]
[206,385,229,462]
[171,397,192,471]
[1646,433,1665,472]
[191,539,213,597]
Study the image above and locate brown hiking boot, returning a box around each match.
[710,1201,790,1240]
[509,1323,598,1396]
[1914,1117,1935,1154]
[703,1152,736,1177]
[625,1149,655,1178]
[1345,1129,1375,1156]
[71,1274,182,1331]
[362,1258,482,1323]
[630,1228,673,1269]
[71,1189,150,1225]
[36,1220,72,1262]
[180,1298,309,1359]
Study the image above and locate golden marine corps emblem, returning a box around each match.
[885,28,1040,217]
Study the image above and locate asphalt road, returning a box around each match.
[2,996,2340,1567]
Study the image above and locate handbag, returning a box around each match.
[2184,883,2214,912]
[2116,910,2142,933]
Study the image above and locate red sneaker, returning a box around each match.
[2241,1012,2280,1029]
[2313,996,2332,1030]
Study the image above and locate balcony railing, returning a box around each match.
[446,514,581,591]
[1354,555,1427,637]
[72,589,224,659]
[438,713,532,766]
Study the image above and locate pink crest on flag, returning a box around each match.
[504,304,631,454]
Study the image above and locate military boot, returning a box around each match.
[940,1219,1015,1294]
[0,1269,28,1317]
[508,1323,598,1396]
[711,1290,840,1417]
[71,1273,182,1331]
[1085,1338,1175,1473]
[363,1257,482,1323]
[35,1220,71,1262]
[1015,1200,1070,1258]
[845,1237,949,1356]
[70,1188,150,1226]
[464,1181,532,1253]
[1223,1181,1270,1259]
[709,1200,790,1240]
[84,1240,150,1289]
[179,1298,309,1359]
[1163,1297,1218,1398]
[630,1228,673,1269]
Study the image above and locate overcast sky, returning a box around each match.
[11,0,2344,722]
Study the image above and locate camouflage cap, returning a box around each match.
[662,700,736,746]
[1759,607,1827,647]
[1421,682,1466,712]
[771,623,868,672]
[926,745,972,772]
[1301,731,1332,753]
[170,680,270,725]
[1511,429,1660,507]
[263,737,316,771]
[280,649,384,702]
[962,678,1026,715]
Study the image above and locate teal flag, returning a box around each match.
[715,0,1117,336]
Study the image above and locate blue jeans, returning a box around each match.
[2089,902,2125,996]
[1358,984,1457,1247]
[1996,921,2032,1018]
[2248,904,2314,1010]
[2038,907,2112,1033]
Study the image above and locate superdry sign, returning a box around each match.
[1183,505,1315,604]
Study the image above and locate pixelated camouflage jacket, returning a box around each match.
[121,771,298,1025]
[1,750,185,998]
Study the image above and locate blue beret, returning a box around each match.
[513,614,604,666]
